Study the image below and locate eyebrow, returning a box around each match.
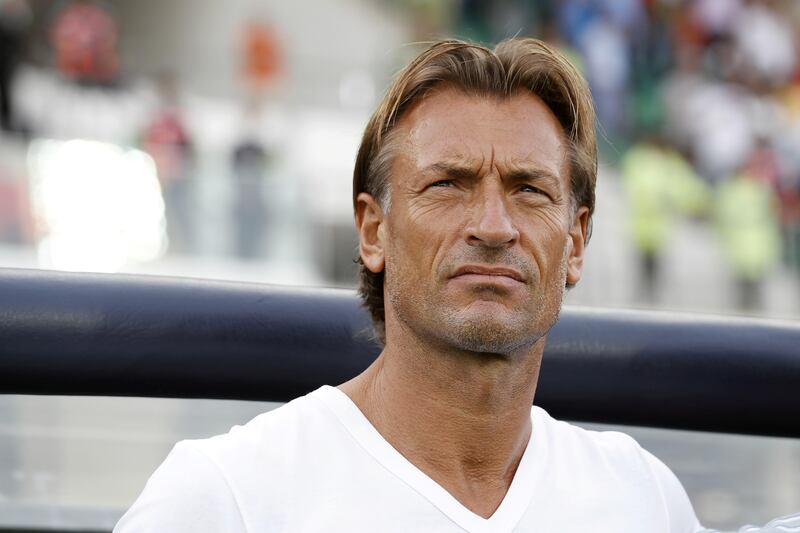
[505,167,561,188]
[421,161,561,188]
[421,161,482,180]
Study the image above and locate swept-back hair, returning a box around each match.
[353,38,597,344]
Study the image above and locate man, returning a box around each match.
[115,38,703,532]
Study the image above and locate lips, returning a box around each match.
[451,265,526,283]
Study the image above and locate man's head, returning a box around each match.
[353,38,597,349]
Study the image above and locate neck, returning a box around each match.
[339,325,543,518]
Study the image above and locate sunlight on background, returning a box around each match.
[27,139,166,272]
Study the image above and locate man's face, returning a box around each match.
[358,88,589,354]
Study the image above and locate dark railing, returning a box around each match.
[2,267,799,438]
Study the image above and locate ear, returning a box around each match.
[355,192,386,274]
[566,206,590,286]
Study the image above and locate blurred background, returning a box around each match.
[0,0,799,530]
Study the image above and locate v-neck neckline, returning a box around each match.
[311,385,546,533]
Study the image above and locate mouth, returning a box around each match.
[450,264,526,284]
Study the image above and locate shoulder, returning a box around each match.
[533,405,657,484]
[114,440,248,532]
[532,405,645,462]
[532,406,703,533]
[169,392,334,487]
[195,393,317,458]
[115,393,326,532]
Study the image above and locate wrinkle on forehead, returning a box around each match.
[398,89,569,179]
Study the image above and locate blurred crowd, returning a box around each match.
[1,0,800,310]
[0,0,284,271]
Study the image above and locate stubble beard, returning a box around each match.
[386,246,569,356]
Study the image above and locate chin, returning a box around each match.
[440,312,542,355]
[442,291,568,353]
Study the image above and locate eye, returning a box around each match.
[430,179,454,188]
[517,184,553,202]
[519,184,545,194]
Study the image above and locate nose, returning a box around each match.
[465,184,519,248]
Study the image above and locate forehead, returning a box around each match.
[394,87,569,178]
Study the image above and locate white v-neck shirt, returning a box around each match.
[115,386,703,533]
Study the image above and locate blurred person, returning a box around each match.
[578,10,630,145]
[715,156,782,311]
[231,138,268,259]
[453,0,497,45]
[661,6,758,182]
[232,19,282,260]
[671,79,755,182]
[629,1,673,134]
[557,0,599,48]
[0,0,30,132]
[603,0,645,36]
[621,139,669,304]
[672,3,708,54]
[743,138,780,191]
[660,37,705,153]
[50,0,119,85]
[773,83,800,273]
[142,73,195,255]
[241,19,281,94]
[453,0,543,45]
[621,136,708,304]
[732,0,795,87]
[690,0,741,41]
[116,38,703,533]
[776,171,800,274]
[0,177,29,244]
[779,187,800,275]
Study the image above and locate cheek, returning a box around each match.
[406,194,451,221]
[519,209,570,272]
[529,205,569,235]
[386,214,459,284]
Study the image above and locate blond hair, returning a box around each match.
[353,38,597,344]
